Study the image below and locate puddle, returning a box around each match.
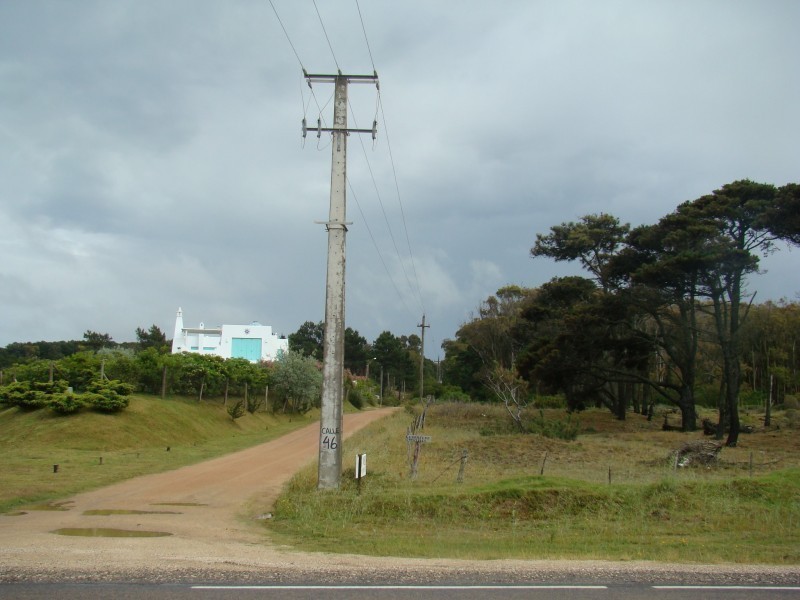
[83,509,181,515]
[52,528,172,538]
[26,501,74,512]
[151,502,208,507]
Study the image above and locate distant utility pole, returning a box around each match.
[304,70,378,490]
[418,314,429,401]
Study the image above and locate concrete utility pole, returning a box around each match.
[304,70,378,490]
[418,314,429,401]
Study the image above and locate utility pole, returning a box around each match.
[418,314,429,401]
[304,70,378,490]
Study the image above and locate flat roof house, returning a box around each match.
[170,307,288,363]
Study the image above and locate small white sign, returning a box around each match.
[406,434,432,443]
[355,453,367,479]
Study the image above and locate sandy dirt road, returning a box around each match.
[0,408,405,581]
[1,406,797,585]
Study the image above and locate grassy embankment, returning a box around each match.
[0,394,320,513]
[267,402,800,564]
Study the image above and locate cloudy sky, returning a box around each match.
[2,1,798,356]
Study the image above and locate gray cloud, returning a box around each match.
[1,0,798,351]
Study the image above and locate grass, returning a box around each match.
[4,394,798,564]
[267,403,800,564]
[0,394,320,513]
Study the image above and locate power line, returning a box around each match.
[266,2,334,147]
[354,0,376,73]
[267,0,305,70]
[378,93,426,314]
[312,0,340,72]
[348,101,422,318]
[347,177,413,317]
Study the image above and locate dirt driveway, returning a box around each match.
[0,408,408,581]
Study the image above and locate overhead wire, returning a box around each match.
[350,0,427,316]
[349,101,421,318]
[267,0,304,71]
[268,1,332,148]
[347,177,413,317]
[376,93,427,316]
[355,0,376,73]
[312,0,340,73]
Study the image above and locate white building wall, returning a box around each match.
[170,308,288,363]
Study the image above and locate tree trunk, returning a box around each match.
[678,384,697,432]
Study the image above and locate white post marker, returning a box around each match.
[356,453,367,494]
[356,453,367,479]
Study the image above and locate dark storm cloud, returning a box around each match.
[0,0,798,348]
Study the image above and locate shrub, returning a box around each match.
[438,385,471,402]
[247,394,264,414]
[783,395,799,410]
[0,381,49,410]
[227,399,246,421]
[32,380,69,394]
[48,393,85,415]
[0,382,26,405]
[534,394,566,409]
[85,379,132,412]
[526,409,579,440]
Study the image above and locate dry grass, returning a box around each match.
[0,395,319,513]
[267,402,800,564]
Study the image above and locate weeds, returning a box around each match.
[267,403,800,564]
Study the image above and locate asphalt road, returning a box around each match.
[2,583,800,600]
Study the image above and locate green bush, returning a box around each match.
[535,394,566,409]
[246,394,264,414]
[32,380,69,394]
[0,381,51,410]
[526,409,579,440]
[48,393,85,415]
[347,385,368,410]
[0,381,26,405]
[227,399,246,421]
[739,388,767,408]
[84,379,132,412]
[438,385,471,402]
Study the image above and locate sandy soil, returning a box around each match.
[1,407,797,585]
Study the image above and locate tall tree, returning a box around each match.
[344,327,369,375]
[372,331,414,391]
[83,331,113,351]
[135,325,168,352]
[288,321,324,360]
[532,213,630,291]
[613,211,720,430]
[457,286,534,371]
[679,180,791,445]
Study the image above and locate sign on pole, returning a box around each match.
[355,453,367,479]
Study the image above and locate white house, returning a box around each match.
[170,307,288,363]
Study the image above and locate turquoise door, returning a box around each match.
[232,338,262,362]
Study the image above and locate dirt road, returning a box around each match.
[0,408,405,581]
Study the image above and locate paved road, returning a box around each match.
[2,583,800,600]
